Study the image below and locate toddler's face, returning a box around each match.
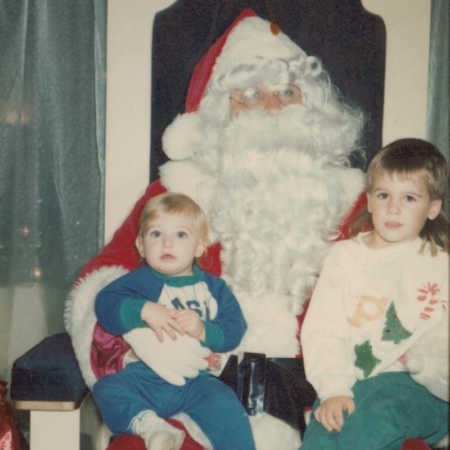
[366,170,441,248]
[135,212,205,276]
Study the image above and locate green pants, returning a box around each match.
[301,372,448,450]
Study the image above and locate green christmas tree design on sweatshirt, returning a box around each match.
[355,340,381,377]
[382,302,412,344]
[354,302,413,378]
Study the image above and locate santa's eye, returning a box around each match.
[242,87,260,101]
[275,85,302,104]
[278,87,295,98]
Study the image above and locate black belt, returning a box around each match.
[217,353,317,437]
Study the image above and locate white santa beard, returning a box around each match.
[162,103,365,359]
[210,106,361,306]
[217,103,361,171]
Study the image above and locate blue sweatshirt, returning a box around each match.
[95,264,247,352]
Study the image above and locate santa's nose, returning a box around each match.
[262,93,283,111]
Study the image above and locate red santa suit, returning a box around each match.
[65,8,366,450]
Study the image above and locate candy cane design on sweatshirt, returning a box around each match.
[417,282,440,320]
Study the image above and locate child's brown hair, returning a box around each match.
[348,138,449,252]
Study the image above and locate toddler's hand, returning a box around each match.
[314,396,355,432]
[141,302,184,342]
[173,309,205,340]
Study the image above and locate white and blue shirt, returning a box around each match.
[95,264,247,352]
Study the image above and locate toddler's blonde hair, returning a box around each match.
[138,192,209,246]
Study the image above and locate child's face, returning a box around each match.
[366,170,442,248]
[135,211,205,276]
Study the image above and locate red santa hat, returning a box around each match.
[162,8,307,160]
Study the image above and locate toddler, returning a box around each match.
[93,192,255,450]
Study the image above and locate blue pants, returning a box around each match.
[93,361,255,450]
[301,372,448,450]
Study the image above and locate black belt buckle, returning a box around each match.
[218,353,316,436]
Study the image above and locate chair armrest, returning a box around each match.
[11,332,87,406]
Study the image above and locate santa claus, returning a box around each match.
[65,8,366,450]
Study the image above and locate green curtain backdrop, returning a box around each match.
[427,0,449,215]
[427,0,449,160]
[0,0,106,289]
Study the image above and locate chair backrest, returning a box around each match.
[150,0,386,181]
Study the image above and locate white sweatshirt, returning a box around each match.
[301,233,448,401]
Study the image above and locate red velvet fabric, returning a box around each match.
[0,380,28,450]
[107,420,204,450]
[184,8,256,113]
[80,181,166,280]
[107,434,146,450]
[402,439,432,450]
[107,427,434,450]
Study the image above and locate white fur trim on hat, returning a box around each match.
[211,16,305,84]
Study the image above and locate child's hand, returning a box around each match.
[314,396,355,432]
[173,309,205,341]
[140,302,184,342]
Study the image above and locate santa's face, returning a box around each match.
[187,74,361,178]
[215,98,349,181]
[229,82,302,115]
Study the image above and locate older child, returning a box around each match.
[301,138,449,449]
[93,192,255,450]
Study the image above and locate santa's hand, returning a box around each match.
[124,327,211,385]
